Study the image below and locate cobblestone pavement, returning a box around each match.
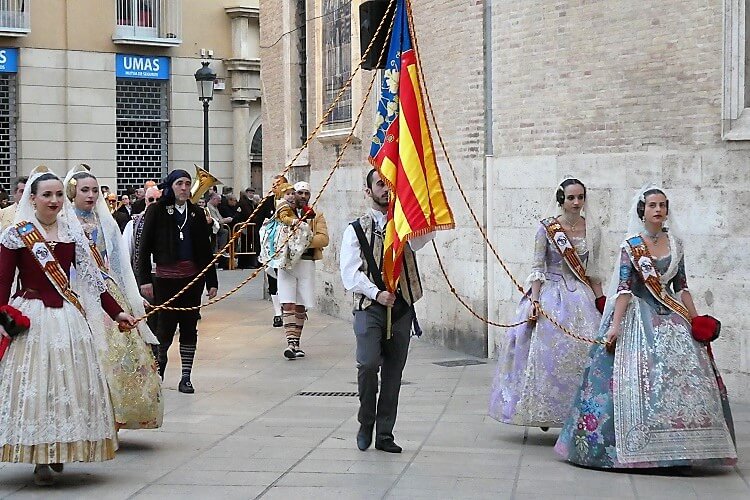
[0,271,747,499]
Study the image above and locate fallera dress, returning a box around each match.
[78,211,163,430]
[489,222,600,428]
[0,230,119,464]
[554,234,737,468]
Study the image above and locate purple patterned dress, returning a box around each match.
[489,223,601,427]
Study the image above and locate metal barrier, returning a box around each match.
[228,222,257,270]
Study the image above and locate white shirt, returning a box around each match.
[339,208,433,300]
[123,214,155,273]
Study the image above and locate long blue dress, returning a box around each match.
[555,235,737,468]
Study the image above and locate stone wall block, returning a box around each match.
[661,152,702,188]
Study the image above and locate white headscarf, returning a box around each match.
[1,166,111,352]
[63,165,158,345]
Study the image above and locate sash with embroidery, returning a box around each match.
[540,217,593,292]
[625,234,690,322]
[15,221,86,316]
[88,241,107,271]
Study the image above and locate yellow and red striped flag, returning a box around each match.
[368,0,454,292]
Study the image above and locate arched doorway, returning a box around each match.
[250,125,262,191]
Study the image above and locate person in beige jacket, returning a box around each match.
[277,181,329,359]
[0,176,27,232]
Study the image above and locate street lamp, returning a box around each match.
[195,61,216,172]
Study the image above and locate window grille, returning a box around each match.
[321,0,351,126]
[296,0,308,143]
[114,0,181,43]
[116,79,168,193]
[0,0,30,33]
[0,74,17,194]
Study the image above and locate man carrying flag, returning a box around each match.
[340,168,432,453]
[340,0,454,453]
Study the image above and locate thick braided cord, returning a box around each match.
[135,0,397,319]
[405,0,602,345]
[432,241,528,329]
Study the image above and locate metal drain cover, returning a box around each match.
[298,391,358,397]
[433,359,487,367]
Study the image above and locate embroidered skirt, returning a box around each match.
[102,279,163,430]
[554,298,737,468]
[488,275,600,427]
[0,297,117,464]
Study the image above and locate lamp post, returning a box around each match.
[194,61,216,172]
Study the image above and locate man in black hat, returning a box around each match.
[137,169,218,394]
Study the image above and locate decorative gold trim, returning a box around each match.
[626,236,690,322]
[1,438,116,464]
[541,217,593,293]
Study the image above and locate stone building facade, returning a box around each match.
[260,0,750,400]
[0,0,262,194]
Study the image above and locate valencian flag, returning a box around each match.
[369,0,454,293]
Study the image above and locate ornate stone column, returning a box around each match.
[225,5,261,191]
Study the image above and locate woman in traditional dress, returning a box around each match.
[489,178,606,430]
[64,166,163,431]
[555,186,737,468]
[0,168,136,485]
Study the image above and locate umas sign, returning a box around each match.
[116,54,169,80]
[0,48,18,73]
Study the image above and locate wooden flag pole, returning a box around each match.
[386,305,392,340]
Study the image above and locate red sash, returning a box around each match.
[625,234,690,322]
[88,241,107,272]
[15,221,86,316]
[540,217,593,292]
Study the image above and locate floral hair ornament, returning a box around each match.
[65,163,92,201]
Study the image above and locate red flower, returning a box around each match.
[583,414,598,432]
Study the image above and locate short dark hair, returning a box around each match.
[556,178,586,205]
[15,176,28,189]
[101,185,110,191]
[366,168,378,190]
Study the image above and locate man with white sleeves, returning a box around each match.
[340,168,431,454]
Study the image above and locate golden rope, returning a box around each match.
[134,0,397,319]
[431,241,528,329]
[405,0,603,345]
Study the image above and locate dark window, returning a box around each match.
[116,78,168,194]
[0,74,17,194]
[297,0,308,143]
[321,0,351,126]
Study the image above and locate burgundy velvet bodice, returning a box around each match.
[0,241,122,319]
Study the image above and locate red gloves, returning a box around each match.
[0,305,31,361]
[595,296,606,314]
[691,315,721,343]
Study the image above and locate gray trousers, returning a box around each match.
[355,302,412,442]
